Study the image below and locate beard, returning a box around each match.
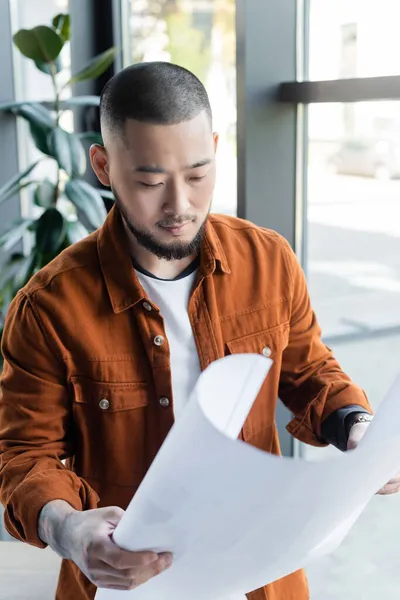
[112,188,209,261]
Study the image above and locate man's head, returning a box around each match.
[90,62,218,261]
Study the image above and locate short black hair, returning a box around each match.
[100,62,212,139]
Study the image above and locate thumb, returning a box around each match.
[100,506,125,527]
[347,422,370,451]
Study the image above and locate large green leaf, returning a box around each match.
[35,208,66,256]
[0,180,37,207]
[52,13,70,42]
[0,281,16,323]
[0,219,33,252]
[0,100,38,111]
[68,134,87,177]
[98,189,115,202]
[64,180,107,231]
[0,253,24,288]
[0,161,40,201]
[11,102,55,129]
[14,253,38,288]
[30,121,54,156]
[49,128,86,177]
[13,26,64,63]
[34,56,63,75]
[0,254,37,319]
[77,131,103,146]
[34,180,56,208]
[66,219,90,245]
[61,95,100,108]
[68,48,117,85]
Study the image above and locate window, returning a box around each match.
[309,0,400,80]
[10,0,71,219]
[0,0,70,544]
[122,0,237,216]
[286,1,400,596]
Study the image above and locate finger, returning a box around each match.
[377,483,400,496]
[97,506,125,528]
[89,570,137,591]
[93,553,172,589]
[386,476,400,486]
[98,539,161,570]
[128,553,173,587]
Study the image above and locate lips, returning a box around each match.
[161,222,190,234]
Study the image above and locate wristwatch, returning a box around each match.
[345,412,373,439]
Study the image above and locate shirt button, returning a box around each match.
[143,301,152,312]
[154,335,165,347]
[99,398,110,410]
[159,397,170,408]
[262,346,272,358]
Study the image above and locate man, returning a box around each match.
[0,62,399,600]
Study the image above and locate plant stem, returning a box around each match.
[50,63,61,126]
[50,62,62,205]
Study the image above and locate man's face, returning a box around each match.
[91,111,218,260]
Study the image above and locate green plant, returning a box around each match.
[0,13,116,345]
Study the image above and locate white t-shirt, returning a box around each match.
[136,266,247,600]
[136,268,201,419]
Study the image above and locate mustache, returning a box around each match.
[157,215,196,227]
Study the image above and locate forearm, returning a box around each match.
[38,500,76,558]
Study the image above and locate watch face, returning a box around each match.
[355,414,373,425]
[345,413,373,439]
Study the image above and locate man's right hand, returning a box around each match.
[39,500,172,591]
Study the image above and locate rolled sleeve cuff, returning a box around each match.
[4,471,99,548]
[286,383,373,447]
[320,405,372,451]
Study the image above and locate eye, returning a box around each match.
[190,175,206,182]
[139,182,163,188]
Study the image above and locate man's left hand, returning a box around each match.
[347,422,400,495]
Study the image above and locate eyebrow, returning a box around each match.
[134,158,212,174]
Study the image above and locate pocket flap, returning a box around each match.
[71,377,148,412]
[226,324,289,359]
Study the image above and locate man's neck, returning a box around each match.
[125,228,198,280]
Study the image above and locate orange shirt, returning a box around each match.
[0,206,371,600]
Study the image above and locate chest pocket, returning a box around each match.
[225,323,289,361]
[70,377,149,486]
[225,324,289,443]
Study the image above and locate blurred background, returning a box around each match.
[1,0,400,598]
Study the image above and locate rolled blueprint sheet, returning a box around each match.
[96,354,400,600]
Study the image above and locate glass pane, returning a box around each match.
[123,0,237,216]
[11,0,71,218]
[306,101,400,597]
[0,0,70,544]
[309,0,400,80]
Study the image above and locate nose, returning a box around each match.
[163,179,190,216]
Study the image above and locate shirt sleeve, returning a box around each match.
[277,238,373,446]
[0,291,99,548]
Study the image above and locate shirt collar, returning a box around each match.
[98,206,231,314]
[201,217,231,277]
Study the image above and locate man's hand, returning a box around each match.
[39,501,172,591]
[347,422,400,496]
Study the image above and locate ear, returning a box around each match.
[90,144,111,186]
[213,132,219,154]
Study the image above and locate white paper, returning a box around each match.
[96,355,400,600]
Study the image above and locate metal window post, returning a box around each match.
[236,0,299,456]
[0,1,20,242]
[0,3,20,541]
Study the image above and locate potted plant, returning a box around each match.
[0,13,116,352]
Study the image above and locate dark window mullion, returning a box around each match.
[279,75,400,104]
